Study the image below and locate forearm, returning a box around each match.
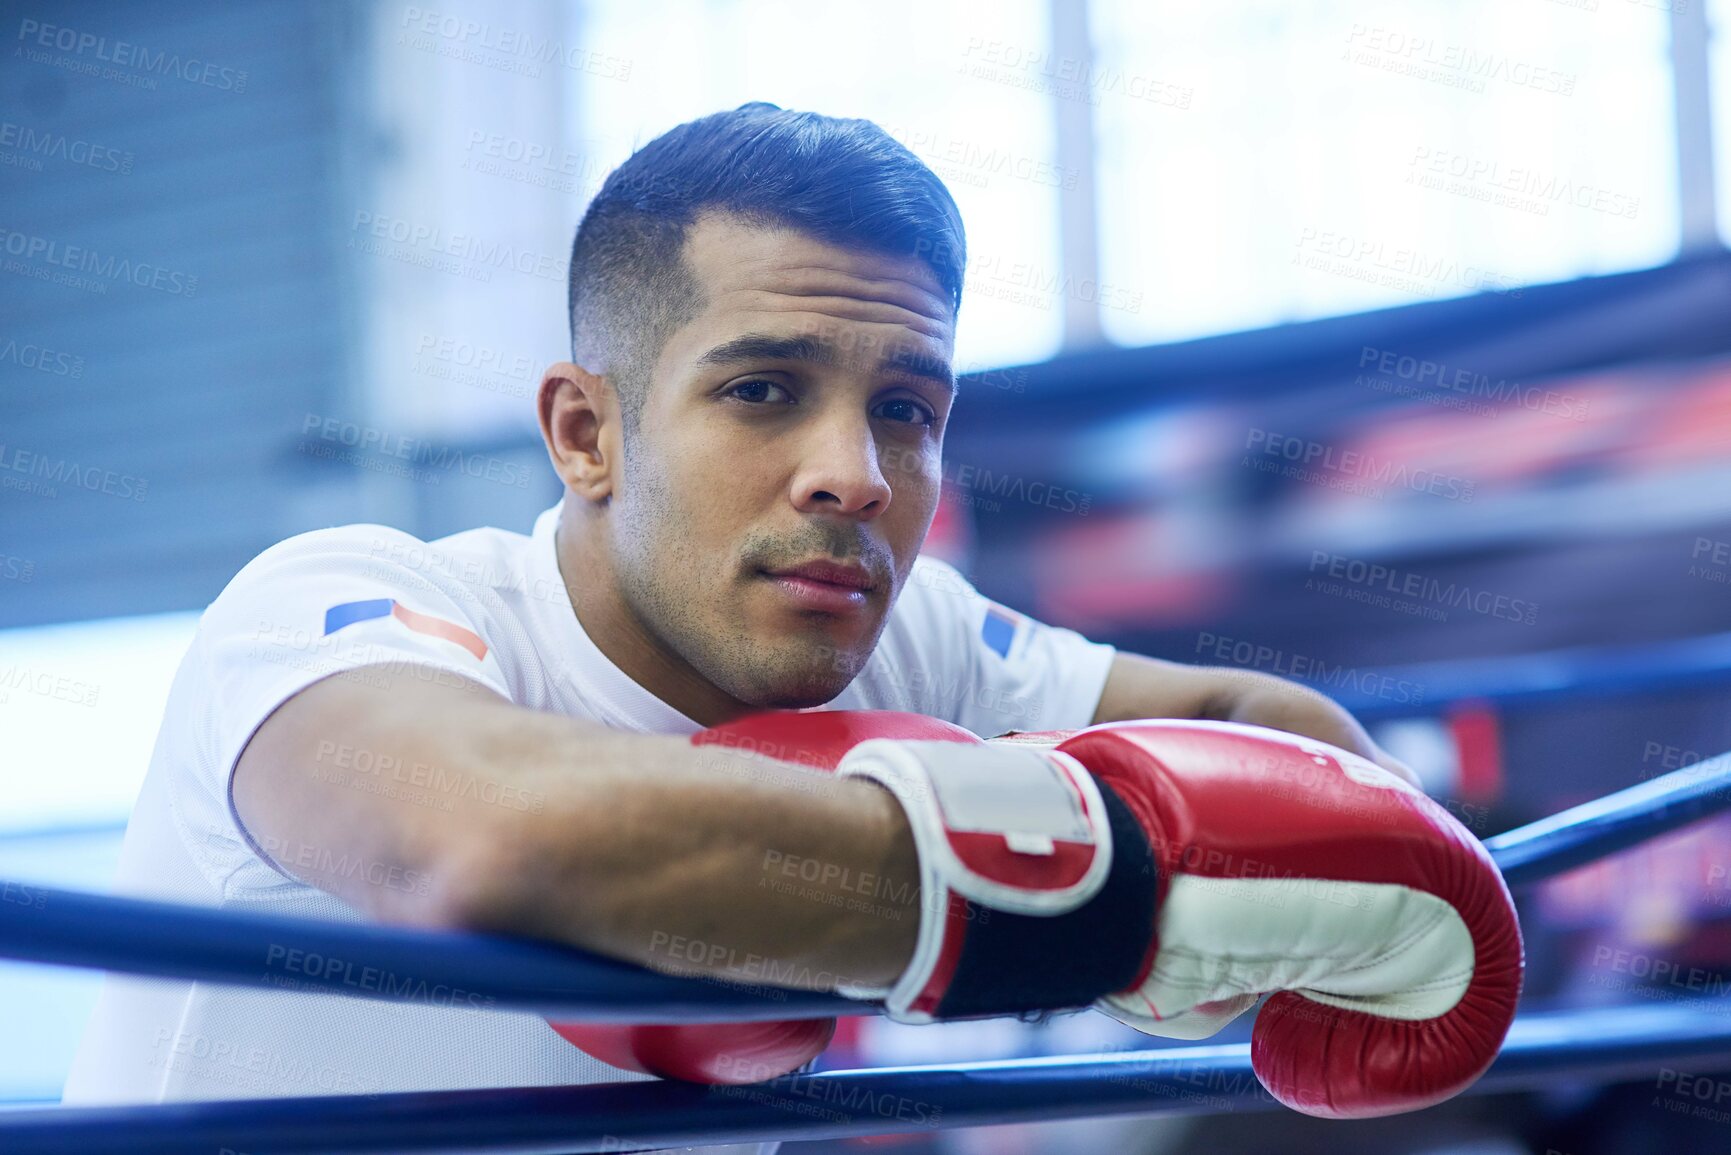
[1214,669,1375,753]
[237,669,920,993]
[1206,668,1419,785]
[1089,652,1412,783]
[442,714,922,993]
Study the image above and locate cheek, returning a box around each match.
[881,440,940,489]
[638,435,762,560]
[903,456,944,515]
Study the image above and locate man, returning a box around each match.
[63,105,1475,1147]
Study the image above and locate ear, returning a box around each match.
[538,361,620,503]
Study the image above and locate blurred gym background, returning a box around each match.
[3,0,1731,1151]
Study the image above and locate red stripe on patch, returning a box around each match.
[390,602,488,661]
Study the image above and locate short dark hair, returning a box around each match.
[566,102,966,427]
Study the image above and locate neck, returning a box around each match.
[555,504,753,728]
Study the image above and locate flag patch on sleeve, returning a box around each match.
[981,605,1021,659]
[323,598,488,661]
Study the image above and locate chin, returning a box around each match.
[737,659,859,711]
[753,688,843,711]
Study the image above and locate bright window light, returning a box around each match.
[0,611,198,835]
[1090,0,1680,345]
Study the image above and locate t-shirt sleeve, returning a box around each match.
[177,525,514,891]
[864,554,1117,735]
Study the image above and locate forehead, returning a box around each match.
[678,212,956,352]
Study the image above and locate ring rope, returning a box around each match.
[2,1002,1730,1153]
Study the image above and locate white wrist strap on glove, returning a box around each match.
[834,738,1115,1022]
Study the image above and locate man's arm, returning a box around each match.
[232,667,919,992]
[1089,651,1418,784]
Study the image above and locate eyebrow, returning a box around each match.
[694,333,957,398]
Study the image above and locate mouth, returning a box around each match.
[758,560,877,614]
[766,560,875,590]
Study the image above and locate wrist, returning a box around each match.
[825,778,922,990]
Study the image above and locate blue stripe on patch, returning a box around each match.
[324,598,395,636]
[981,606,1018,659]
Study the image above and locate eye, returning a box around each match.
[872,397,937,427]
[728,379,795,405]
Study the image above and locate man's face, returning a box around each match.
[609,212,956,709]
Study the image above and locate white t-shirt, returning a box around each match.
[61,498,1116,1152]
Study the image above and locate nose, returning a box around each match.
[789,410,893,519]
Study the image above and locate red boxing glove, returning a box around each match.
[546,710,977,1084]
[838,719,1523,1118]
[1063,721,1521,1118]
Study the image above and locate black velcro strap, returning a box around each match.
[927,779,1156,1019]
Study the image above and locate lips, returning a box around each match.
[764,560,875,590]
[758,560,877,615]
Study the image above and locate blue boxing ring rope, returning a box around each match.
[1,754,1729,1152]
[1336,627,1731,720]
[3,749,1722,1022]
[4,1002,1731,1155]
[8,633,1731,1151]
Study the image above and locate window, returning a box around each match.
[1089,0,1680,344]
